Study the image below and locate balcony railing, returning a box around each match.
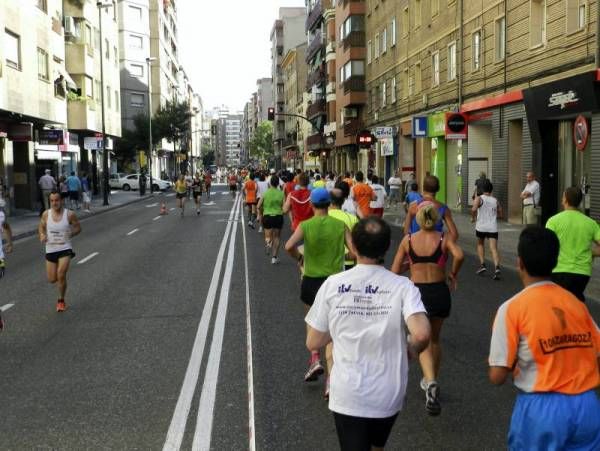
[306,64,326,90]
[305,0,323,32]
[342,30,365,50]
[282,137,298,149]
[307,133,325,148]
[305,30,324,63]
[343,76,366,94]
[306,99,327,118]
[344,119,362,137]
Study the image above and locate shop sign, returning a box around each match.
[8,123,33,142]
[412,117,428,137]
[427,113,446,137]
[445,112,468,139]
[84,136,113,150]
[373,127,394,139]
[38,129,65,145]
[380,138,394,157]
[574,115,589,151]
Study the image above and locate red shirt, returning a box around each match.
[284,181,296,197]
[289,188,313,231]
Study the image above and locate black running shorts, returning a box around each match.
[176,192,186,199]
[414,281,452,318]
[476,230,498,240]
[229,185,237,191]
[46,249,75,263]
[262,215,283,230]
[333,411,399,451]
[300,276,328,306]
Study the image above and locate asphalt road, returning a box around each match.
[1,186,599,450]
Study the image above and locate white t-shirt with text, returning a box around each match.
[305,264,426,418]
[370,184,386,209]
[388,177,402,190]
[475,194,498,233]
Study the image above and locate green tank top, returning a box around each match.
[300,215,346,277]
[262,187,284,216]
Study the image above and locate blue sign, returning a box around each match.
[412,117,428,138]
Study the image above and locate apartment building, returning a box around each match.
[281,43,308,169]
[270,7,307,169]
[242,100,253,166]
[215,112,242,167]
[256,77,273,123]
[0,0,69,212]
[365,0,600,223]
[335,0,367,174]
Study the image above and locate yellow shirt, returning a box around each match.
[175,180,187,194]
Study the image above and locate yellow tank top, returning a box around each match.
[175,180,187,193]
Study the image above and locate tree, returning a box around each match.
[249,122,274,165]
[153,100,192,152]
[115,113,162,168]
[202,151,215,167]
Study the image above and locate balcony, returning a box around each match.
[305,30,324,63]
[306,99,327,118]
[306,64,326,90]
[282,137,298,149]
[307,133,326,149]
[344,119,362,137]
[342,30,365,50]
[305,0,323,32]
[343,76,365,94]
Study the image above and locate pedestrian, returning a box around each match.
[38,191,81,312]
[369,175,386,218]
[403,181,421,213]
[257,175,285,264]
[228,171,238,198]
[244,172,258,228]
[174,174,187,217]
[336,181,357,217]
[343,171,354,188]
[192,173,204,216]
[256,172,269,233]
[313,174,325,189]
[65,171,81,210]
[473,179,502,280]
[404,175,458,241]
[350,171,376,218]
[520,171,541,225]
[328,184,358,272]
[306,217,431,451]
[325,172,336,192]
[204,170,212,199]
[489,226,600,451]
[472,171,490,200]
[545,186,600,302]
[184,171,193,200]
[285,188,354,387]
[387,170,403,208]
[391,203,464,415]
[38,169,57,211]
[80,172,91,212]
[59,175,69,202]
[283,173,296,198]
[0,198,13,331]
[283,172,313,232]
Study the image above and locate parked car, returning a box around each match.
[114,174,171,191]
[109,173,127,189]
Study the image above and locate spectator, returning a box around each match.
[472,171,490,200]
[387,170,403,208]
[65,172,82,210]
[369,175,386,218]
[38,169,57,211]
[80,172,91,212]
[520,171,541,225]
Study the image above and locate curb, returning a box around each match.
[11,194,156,242]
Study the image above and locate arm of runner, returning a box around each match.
[282,192,291,214]
[405,312,431,357]
[2,221,13,253]
[256,197,264,219]
[443,208,459,242]
[497,201,504,221]
[38,211,48,243]
[390,236,410,274]
[68,211,81,237]
[471,196,481,213]
[445,237,464,291]
[403,202,416,235]
[306,326,331,351]
[344,228,356,261]
[285,225,304,261]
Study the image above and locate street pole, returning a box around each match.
[97,2,109,206]
[146,57,155,193]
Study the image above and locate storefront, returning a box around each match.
[373,126,395,181]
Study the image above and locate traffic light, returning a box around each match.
[211,124,217,135]
[356,129,376,148]
[267,107,275,121]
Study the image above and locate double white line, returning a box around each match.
[164,194,254,451]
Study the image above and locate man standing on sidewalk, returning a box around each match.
[545,186,600,302]
[521,172,540,225]
[387,170,403,208]
[38,169,57,211]
[65,172,82,210]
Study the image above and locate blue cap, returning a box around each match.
[310,187,330,204]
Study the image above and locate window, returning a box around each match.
[114,46,118,67]
[402,7,409,36]
[432,51,440,86]
[566,0,586,34]
[414,0,422,29]
[448,42,457,80]
[415,62,421,93]
[340,15,365,40]
[130,64,144,77]
[106,86,111,108]
[431,0,439,17]
[381,81,386,108]
[37,48,48,81]
[129,34,143,49]
[342,60,365,81]
[381,28,387,54]
[115,90,119,111]
[472,31,481,70]
[85,76,94,98]
[36,0,47,12]
[367,40,372,63]
[105,39,110,59]
[495,17,506,61]
[391,18,397,46]
[128,5,142,21]
[408,70,414,96]
[402,69,408,98]
[131,93,145,107]
[391,76,397,103]
[530,0,546,47]
[4,29,20,69]
[374,33,380,58]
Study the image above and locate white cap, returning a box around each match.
[270,169,276,174]
[45,169,51,174]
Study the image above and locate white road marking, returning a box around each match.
[166,193,176,197]
[240,203,256,451]
[203,201,216,206]
[163,194,241,451]
[146,203,159,208]
[127,228,139,236]
[170,207,176,211]
[153,216,162,221]
[77,252,99,265]
[0,304,14,312]
[192,196,241,451]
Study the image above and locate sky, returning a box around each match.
[177,0,305,113]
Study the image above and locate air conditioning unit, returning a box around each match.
[422,93,428,106]
[64,17,79,37]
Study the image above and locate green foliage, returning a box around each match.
[153,100,192,147]
[115,113,160,165]
[249,122,274,164]
[202,151,215,167]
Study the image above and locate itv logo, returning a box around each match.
[365,284,379,294]
[338,284,352,294]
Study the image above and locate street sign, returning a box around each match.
[445,112,468,139]
[38,129,65,145]
[574,115,589,151]
[412,117,428,137]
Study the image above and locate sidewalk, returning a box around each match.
[383,204,600,303]
[5,190,155,240]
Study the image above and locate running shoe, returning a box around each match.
[420,377,428,391]
[265,242,271,255]
[248,221,254,229]
[271,256,279,265]
[476,264,487,275]
[196,209,200,216]
[425,382,441,416]
[258,225,263,233]
[0,259,5,279]
[304,356,324,382]
[324,377,330,400]
[493,267,501,280]
[56,299,66,313]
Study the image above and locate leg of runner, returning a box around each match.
[195,195,200,215]
[264,227,272,256]
[324,343,333,400]
[55,256,71,311]
[419,318,444,416]
[490,237,501,280]
[270,228,280,259]
[304,304,323,381]
[476,237,486,275]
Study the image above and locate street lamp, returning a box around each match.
[146,56,157,193]
[97,1,112,206]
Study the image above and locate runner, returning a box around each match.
[174,174,187,217]
[306,217,430,450]
[228,171,238,199]
[38,191,81,313]
[256,172,269,233]
[244,172,258,228]
[350,171,376,218]
[192,173,204,216]
[391,203,464,416]
[0,199,12,330]
[285,188,354,387]
[489,226,600,450]
[184,171,193,200]
[283,173,313,231]
[204,170,212,199]
[369,175,386,218]
[257,175,285,264]
[404,175,458,241]
[328,186,358,270]
[473,180,502,279]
